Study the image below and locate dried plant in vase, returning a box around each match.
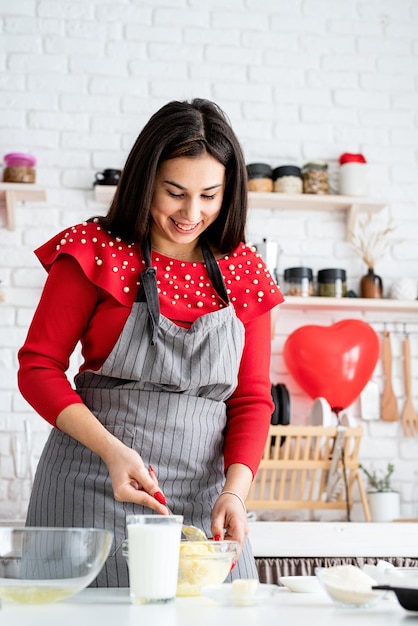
[350,213,396,298]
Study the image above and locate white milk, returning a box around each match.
[127,516,182,604]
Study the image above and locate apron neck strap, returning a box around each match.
[200,239,229,304]
[139,238,160,345]
[139,237,230,345]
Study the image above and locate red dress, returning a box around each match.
[18,220,284,477]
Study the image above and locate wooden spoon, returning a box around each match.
[401,334,418,436]
[381,330,399,421]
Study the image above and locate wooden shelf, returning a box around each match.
[248,191,387,240]
[281,296,418,313]
[0,183,47,230]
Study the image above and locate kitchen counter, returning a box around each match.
[1,587,410,626]
[248,521,418,557]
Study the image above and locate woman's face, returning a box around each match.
[150,154,225,253]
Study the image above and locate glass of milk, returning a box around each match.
[126,514,183,604]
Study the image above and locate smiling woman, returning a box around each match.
[17,98,284,588]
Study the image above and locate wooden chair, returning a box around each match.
[246,425,371,522]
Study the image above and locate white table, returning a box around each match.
[1,587,410,626]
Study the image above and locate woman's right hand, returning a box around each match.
[104,439,169,514]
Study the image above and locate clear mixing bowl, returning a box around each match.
[0,527,113,604]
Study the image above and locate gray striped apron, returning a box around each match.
[26,240,258,586]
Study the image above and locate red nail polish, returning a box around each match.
[149,464,155,475]
[154,491,167,506]
[214,534,221,542]
[230,560,237,572]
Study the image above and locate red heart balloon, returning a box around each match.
[283,319,380,413]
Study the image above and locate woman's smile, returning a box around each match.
[171,219,200,233]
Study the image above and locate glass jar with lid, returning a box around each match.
[3,152,36,183]
[317,268,347,298]
[302,161,329,195]
[273,165,303,194]
[283,267,314,297]
[246,163,273,192]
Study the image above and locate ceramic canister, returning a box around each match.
[338,153,367,196]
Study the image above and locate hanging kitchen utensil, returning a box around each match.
[270,383,290,446]
[277,384,290,426]
[270,384,280,426]
[401,332,418,436]
[381,330,399,421]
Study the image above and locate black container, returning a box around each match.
[283,267,314,297]
[94,168,122,186]
[247,163,273,178]
[317,268,347,298]
[273,165,302,179]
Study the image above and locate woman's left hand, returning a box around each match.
[211,492,248,558]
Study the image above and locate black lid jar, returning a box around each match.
[302,161,329,195]
[284,266,314,297]
[273,165,303,194]
[247,163,273,192]
[317,268,347,298]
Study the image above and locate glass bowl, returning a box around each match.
[123,538,238,597]
[0,527,113,604]
[177,540,238,596]
[315,565,386,608]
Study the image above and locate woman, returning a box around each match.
[18,98,284,586]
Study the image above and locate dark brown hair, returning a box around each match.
[98,98,248,253]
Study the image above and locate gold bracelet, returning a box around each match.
[218,490,247,513]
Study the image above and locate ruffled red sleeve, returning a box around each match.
[219,243,283,324]
[34,220,140,307]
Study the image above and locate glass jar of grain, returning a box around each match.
[302,161,329,195]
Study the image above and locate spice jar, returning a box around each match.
[273,166,303,194]
[302,161,329,195]
[246,163,273,192]
[338,153,367,196]
[284,267,314,297]
[3,152,36,183]
[317,268,347,298]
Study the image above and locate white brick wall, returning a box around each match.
[1,0,418,523]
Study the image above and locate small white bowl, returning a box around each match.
[280,576,322,593]
[201,582,279,606]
